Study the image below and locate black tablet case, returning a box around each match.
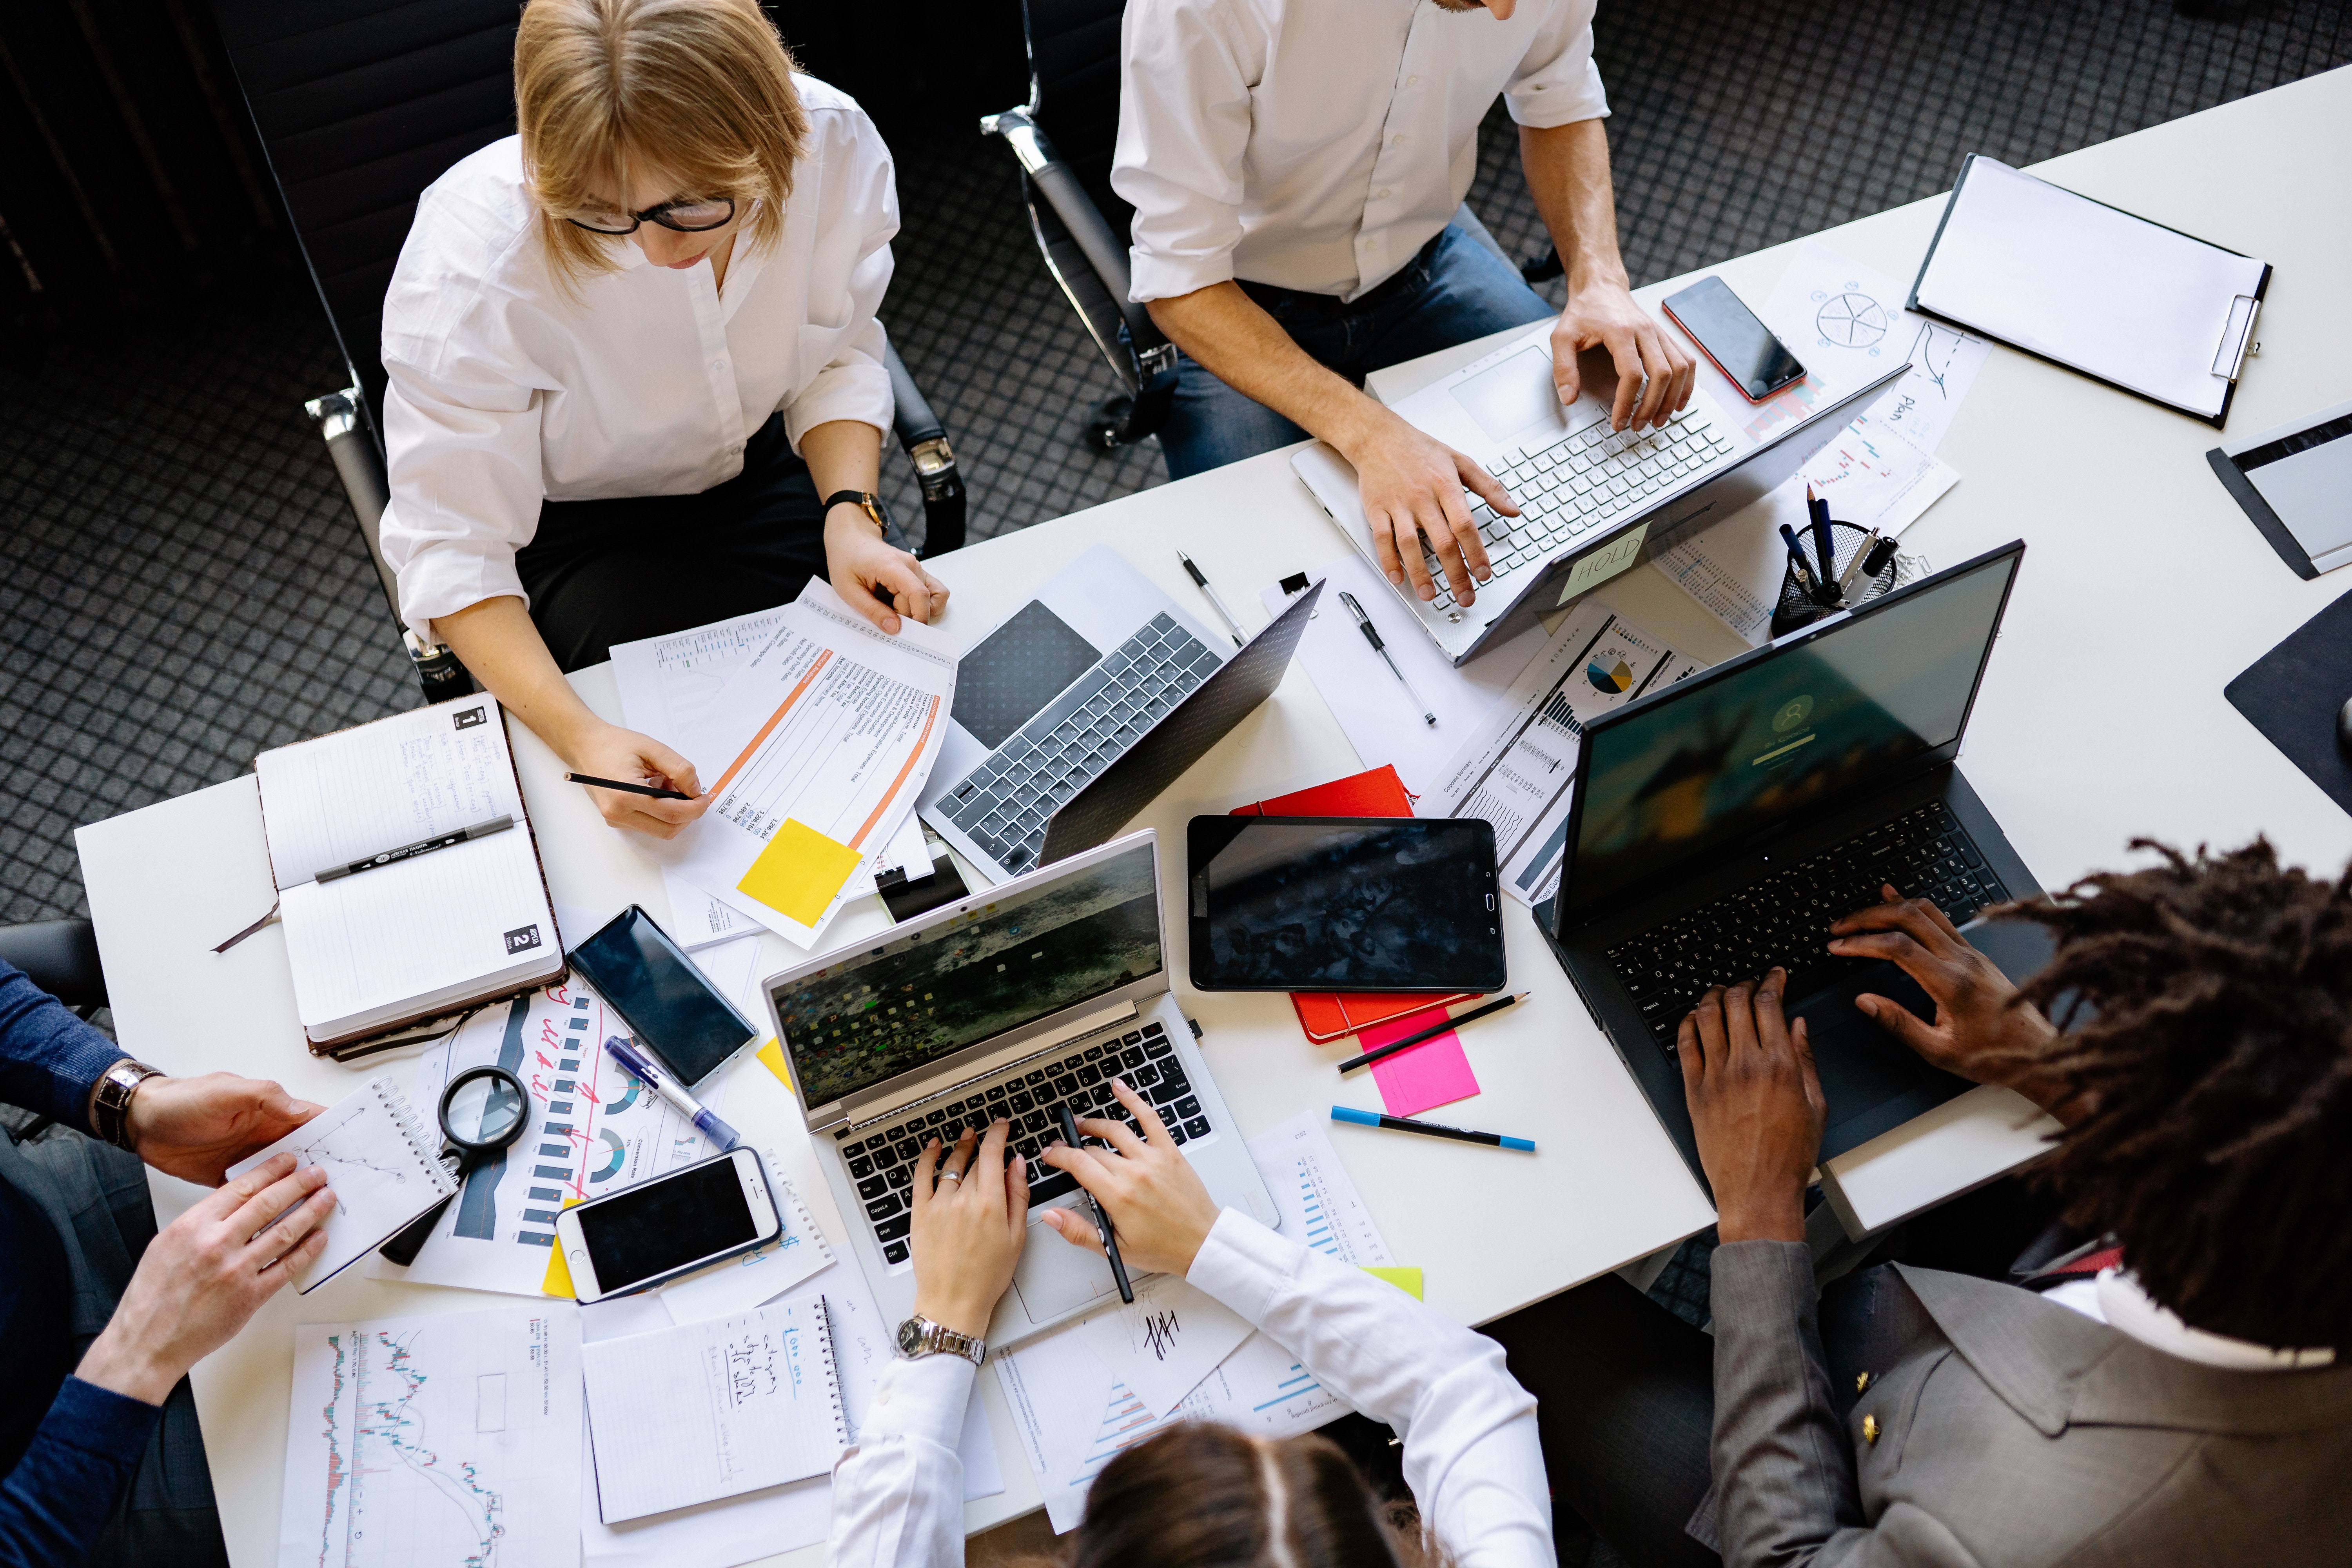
[2223,590,2352,817]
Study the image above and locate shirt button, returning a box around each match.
[1393,133,1409,146]
[1405,74,1419,86]
[1377,188,1391,200]
[714,359,728,372]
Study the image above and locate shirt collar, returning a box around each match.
[2094,1269,2336,1372]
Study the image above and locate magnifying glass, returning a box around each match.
[378,1065,530,1266]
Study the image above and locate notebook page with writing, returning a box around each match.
[581,1298,846,1523]
[225,1075,456,1293]
[1912,158,2266,419]
[257,696,524,886]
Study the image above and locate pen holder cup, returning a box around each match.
[1771,521,1899,638]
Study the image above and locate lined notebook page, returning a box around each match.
[224,1076,456,1293]
[581,1299,846,1523]
[258,697,524,884]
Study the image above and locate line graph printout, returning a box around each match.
[227,1077,455,1294]
[278,1305,581,1568]
[656,581,956,949]
[1757,240,1991,456]
[1245,1110,1393,1267]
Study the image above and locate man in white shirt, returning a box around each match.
[1114,0,1694,611]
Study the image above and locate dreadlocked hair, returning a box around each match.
[1994,837,2352,1351]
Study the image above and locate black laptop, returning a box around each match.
[1537,541,2042,1187]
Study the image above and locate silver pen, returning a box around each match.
[1836,527,1884,596]
[1176,549,1246,647]
[1338,591,1436,728]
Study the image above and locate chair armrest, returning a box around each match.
[982,107,1165,352]
[880,338,967,559]
[0,920,106,1013]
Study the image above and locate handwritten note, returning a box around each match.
[1074,1274,1255,1417]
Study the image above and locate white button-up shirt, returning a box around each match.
[828,1210,1552,1566]
[377,76,896,641]
[1113,0,1607,305]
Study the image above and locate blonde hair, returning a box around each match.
[514,0,807,284]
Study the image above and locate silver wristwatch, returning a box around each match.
[92,1060,164,1151]
[896,1314,985,1367]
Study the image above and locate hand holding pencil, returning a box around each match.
[562,720,710,840]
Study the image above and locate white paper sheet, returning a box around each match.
[1074,1274,1257,1417]
[227,1075,455,1293]
[1245,1109,1394,1267]
[277,1304,582,1568]
[1256,554,1548,801]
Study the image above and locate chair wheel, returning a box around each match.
[1082,394,1135,451]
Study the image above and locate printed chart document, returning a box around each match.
[370,981,829,1301]
[1247,1109,1394,1268]
[1755,240,1991,455]
[655,582,957,948]
[277,1304,581,1568]
[225,1075,456,1293]
[1428,600,1708,906]
[581,1299,848,1523]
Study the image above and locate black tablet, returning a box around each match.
[1187,817,1506,993]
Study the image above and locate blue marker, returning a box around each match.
[1331,1105,1534,1151]
[602,1036,740,1151]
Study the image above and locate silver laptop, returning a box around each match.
[760,829,1276,1346]
[1292,321,1909,665]
[918,543,1323,883]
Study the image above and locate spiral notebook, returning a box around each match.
[223,1075,458,1294]
[581,1297,846,1523]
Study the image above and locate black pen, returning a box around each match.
[1777,524,1824,598]
[314,815,512,884]
[1331,1106,1535,1150]
[1175,549,1246,647]
[1336,991,1530,1074]
[1338,591,1436,727]
[1055,1102,1133,1303]
[1807,486,1840,604]
[564,772,696,801]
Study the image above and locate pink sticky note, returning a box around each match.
[1361,1005,1481,1118]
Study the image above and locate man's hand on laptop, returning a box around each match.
[1341,402,1513,606]
[1039,1078,1221,1278]
[1678,970,1824,1244]
[1550,281,1695,432]
[1828,887,2079,1125]
[909,1120,1027,1339]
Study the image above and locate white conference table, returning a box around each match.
[73,63,2352,1567]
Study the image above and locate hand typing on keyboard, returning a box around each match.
[906,1119,1027,1338]
[1676,970,1823,1245]
[1334,402,1513,608]
[1035,1077,1222,1278]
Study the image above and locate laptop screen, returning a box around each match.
[1560,547,2021,921]
[771,842,1162,1108]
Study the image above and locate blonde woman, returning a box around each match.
[378,0,944,837]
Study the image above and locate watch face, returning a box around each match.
[897,1317,926,1355]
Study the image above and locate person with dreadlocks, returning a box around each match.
[1481,837,2352,1567]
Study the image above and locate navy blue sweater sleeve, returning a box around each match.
[0,960,123,1130]
[0,1379,160,1568]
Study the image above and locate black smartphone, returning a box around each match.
[565,905,759,1091]
[1187,816,1506,993]
[1662,276,1806,402]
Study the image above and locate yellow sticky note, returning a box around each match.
[540,1198,586,1298]
[756,1038,791,1089]
[738,819,863,926]
[1363,1266,1423,1300]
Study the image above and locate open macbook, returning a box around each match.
[1294,323,1908,665]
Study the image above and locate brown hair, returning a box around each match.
[1037,1424,1445,1568]
[1999,838,2352,1349]
[513,0,806,284]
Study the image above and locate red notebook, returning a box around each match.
[1230,766,1478,1044]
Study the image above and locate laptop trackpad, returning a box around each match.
[1012,1204,1120,1321]
[1789,962,1973,1160]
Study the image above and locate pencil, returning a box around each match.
[1335,991,1530,1074]
[563,772,696,801]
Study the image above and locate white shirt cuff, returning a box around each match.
[782,361,895,451]
[1127,247,1238,306]
[1185,1206,1305,1325]
[858,1351,977,1451]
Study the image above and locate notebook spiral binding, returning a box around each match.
[812,1296,850,1448]
[375,1076,457,1194]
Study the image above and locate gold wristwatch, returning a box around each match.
[92,1060,164,1151]
[896,1314,985,1367]
[821,489,891,531]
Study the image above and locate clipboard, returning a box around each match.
[1907,154,2271,429]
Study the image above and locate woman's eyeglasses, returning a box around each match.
[563,196,735,235]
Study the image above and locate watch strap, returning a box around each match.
[821,488,890,530]
[896,1314,985,1367]
[92,1060,163,1151]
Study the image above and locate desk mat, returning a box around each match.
[2224,588,2352,818]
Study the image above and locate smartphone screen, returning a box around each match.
[566,906,758,1088]
[1187,817,1505,993]
[1662,276,1806,402]
[572,1154,765,1294]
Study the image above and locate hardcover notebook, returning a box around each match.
[223,1075,457,1294]
[582,1298,847,1523]
[1232,766,1476,1042]
[254,695,563,1052]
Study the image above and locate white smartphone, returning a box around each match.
[553,1148,782,1303]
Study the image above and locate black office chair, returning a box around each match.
[0,921,107,1019]
[983,0,1528,454]
[206,0,967,705]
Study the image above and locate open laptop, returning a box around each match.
[919,543,1324,883]
[1536,541,2043,1185]
[1293,324,1909,665]
[760,829,1276,1347]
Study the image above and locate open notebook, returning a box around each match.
[224,1075,457,1293]
[582,1298,847,1523]
[256,695,563,1051]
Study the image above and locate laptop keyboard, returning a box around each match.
[1605,802,2010,1053]
[834,1018,1213,1267]
[936,613,1218,875]
[1424,407,1735,610]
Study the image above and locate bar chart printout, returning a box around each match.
[276,1305,581,1568]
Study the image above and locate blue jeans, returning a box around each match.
[1158,223,1554,480]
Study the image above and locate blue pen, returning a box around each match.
[1332,1105,1534,1151]
[1777,523,1825,597]
[603,1035,741,1151]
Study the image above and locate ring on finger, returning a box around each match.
[938,1167,963,1182]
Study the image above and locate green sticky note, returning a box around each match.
[1362,1266,1423,1299]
